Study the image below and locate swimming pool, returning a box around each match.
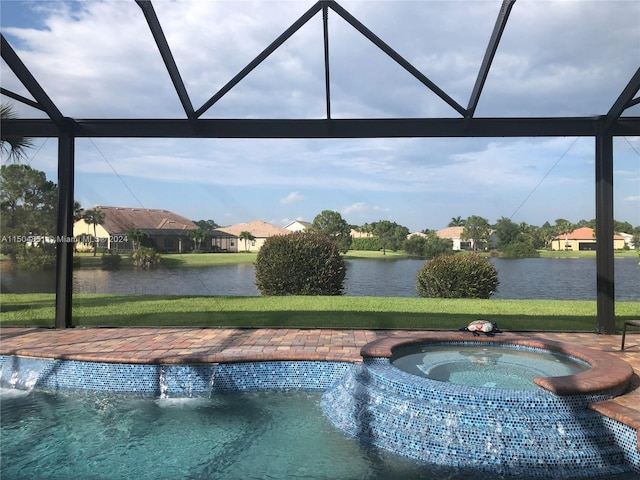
[1,388,638,480]
[1,343,638,479]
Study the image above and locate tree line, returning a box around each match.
[2,162,639,271]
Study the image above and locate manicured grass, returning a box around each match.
[2,293,638,332]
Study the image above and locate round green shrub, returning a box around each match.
[416,254,499,299]
[255,233,346,295]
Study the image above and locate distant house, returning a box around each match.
[215,220,291,252]
[435,226,497,251]
[351,228,374,238]
[73,206,198,253]
[435,227,472,251]
[619,232,636,250]
[551,227,625,251]
[284,220,312,232]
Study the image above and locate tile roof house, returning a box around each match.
[435,226,472,251]
[551,227,625,251]
[73,206,198,253]
[435,226,498,251]
[215,220,291,252]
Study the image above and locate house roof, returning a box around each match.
[554,227,624,241]
[436,226,465,239]
[284,220,312,230]
[407,232,429,239]
[91,206,198,234]
[216,220,290,238]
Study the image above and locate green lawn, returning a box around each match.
[2,293,638,331]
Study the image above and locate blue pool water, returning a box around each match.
[1,388,637,480]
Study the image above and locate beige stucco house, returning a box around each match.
[551,227,626,251]
[433,226,498,251]
[215,220,291,252]
[435,227,472,251]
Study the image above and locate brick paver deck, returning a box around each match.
[1,327,638,437]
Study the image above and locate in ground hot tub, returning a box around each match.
[321,333,634,478]
[391,343,590,390]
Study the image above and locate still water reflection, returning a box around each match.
[2,257,639,301]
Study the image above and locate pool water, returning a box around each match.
[1,388,636,480]
[392,344,590,389]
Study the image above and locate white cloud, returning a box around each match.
[2,0,639,230]
[342,202,388,216]
[280,192,304,204]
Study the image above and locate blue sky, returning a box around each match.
[1,0,639,232]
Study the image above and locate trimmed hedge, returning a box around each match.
[416,254,499,299]
[255,233,346,295]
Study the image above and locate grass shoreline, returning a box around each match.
[2,293,638,332]
[2,249,637,271]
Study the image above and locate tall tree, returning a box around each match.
[310,210,352,253]
[0,103,33,162]
[194,219,219,230]
[83,208,106,256]
[0,164,57,265]
[461,215,491,252]
[494,216,521,248]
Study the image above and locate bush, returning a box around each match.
[416,254,499,299]
[501,237,540,258]
[16,247,56,270]
[131,247,161,269]
[405,233,452,258]
[255,233,346,295]
[351,237,381,251]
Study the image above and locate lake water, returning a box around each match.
[1,257,639,301]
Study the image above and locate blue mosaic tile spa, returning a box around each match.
[1,348,638,478]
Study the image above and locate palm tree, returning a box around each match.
[1,103,33,162]
[126,229,148,252]
[239,231,256,252]
[188,228,207,252]
[448,216,466,227]
[83,208,106,256]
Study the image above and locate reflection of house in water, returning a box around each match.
[550,227,626,251]
[73,206,198,253]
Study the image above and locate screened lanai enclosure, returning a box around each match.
[1,0,639,331]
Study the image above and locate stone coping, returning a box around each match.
[360,332,634,397]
